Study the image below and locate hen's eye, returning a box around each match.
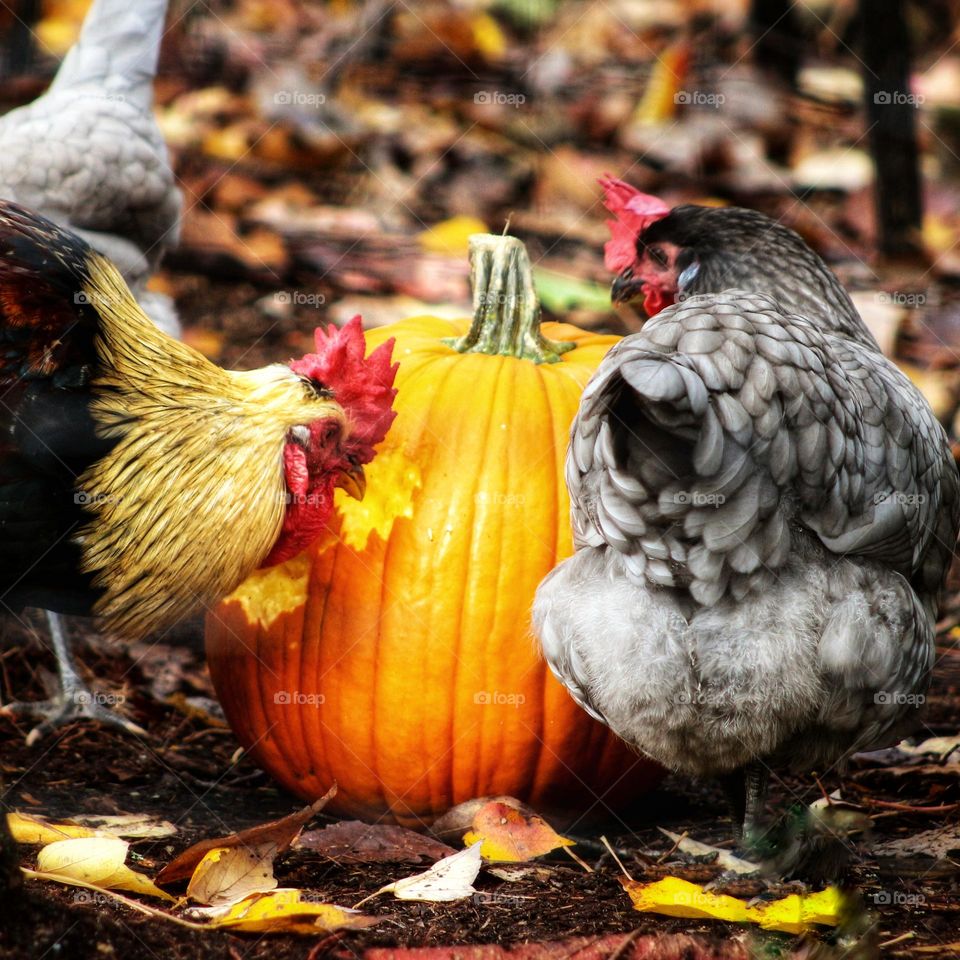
[648,246,668,268]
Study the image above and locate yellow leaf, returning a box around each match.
[418,216,489,256]
[463,802,575,862]
[204,889,378,934]
[35,837,174,902]
[622,876,844,934]
[623,876,750,924]
[187,845,277,907]
[470,13,507,61]
[747,886,846,935]
[8,813,99,845]
[633,41,690,126]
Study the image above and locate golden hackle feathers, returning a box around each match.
[76,253,346,636]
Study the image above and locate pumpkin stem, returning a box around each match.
[443,234,576,364]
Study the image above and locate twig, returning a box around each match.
[563,845,594,874]
[600,835,634,882]
[864,799,960,815]
[657,830,687,864]
[879,931,917,949]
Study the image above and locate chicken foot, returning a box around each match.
[1,612,146,746]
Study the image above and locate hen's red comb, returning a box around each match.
[290,315,398,460]
[598,176,670,273]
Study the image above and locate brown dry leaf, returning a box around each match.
[435,796,574,863]
[157,786,335,886]
[296,820,456,864]
[186,845,278,906]
[35,837,175,902]
[193,889,378,935]
[875,825,960,860]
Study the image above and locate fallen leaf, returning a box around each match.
[35,837,174,902]
[158,786,335,886]
[363,932,751,960]
[187,845,278,906]
[875,824,960,860]
[622,876,843,934]
[9,813,100,844]
[191,889,378,934]
[296,820,456,864]
[463,802,574,862]
[657,829,758,876]
[419,216,490,256]
[363,841,482,904]
[66,814,177,839]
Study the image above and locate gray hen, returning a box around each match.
[0,0,180,335]
[533,202,960,840]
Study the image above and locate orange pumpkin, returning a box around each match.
[205,235,663,826]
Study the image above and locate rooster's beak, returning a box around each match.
[611,268,644,304]
[336,464,366,501]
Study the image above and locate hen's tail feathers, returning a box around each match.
[49,0,170,108]
[0,200,149,382]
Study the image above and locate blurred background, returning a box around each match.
[2,0,960,416]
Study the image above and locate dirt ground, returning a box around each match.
[1,508,960,958]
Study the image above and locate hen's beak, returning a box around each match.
[336,464,366,501]
[611,268,644,304]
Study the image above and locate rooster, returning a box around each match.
[0,201,397,741]
[533,178,959,843]
[0,0,181,335]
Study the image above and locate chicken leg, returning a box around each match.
[720,762,769,847]
[1,612,146,745]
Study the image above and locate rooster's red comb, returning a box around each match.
[598,176,670,273]
[290,315,398,462]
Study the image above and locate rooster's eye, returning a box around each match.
[648,246,668,268]
[304,377,333,399]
